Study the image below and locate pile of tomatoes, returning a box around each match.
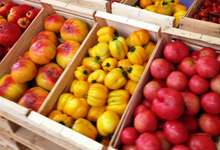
[193,0,220,24]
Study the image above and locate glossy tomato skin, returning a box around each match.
[186,132,217,150]
[204,0,213,7]
[163,41,190,64]
[199,47,217,58]
[201,92,220,114]
[210,74,220,94]
[143,80,162,101]
[134,110,158,133]
[121,144,137,150]
[7,6,26,23]
[135,132,162,150]
[154,130,172,150]
[188,75,209,95]
[120,127,138,145]
[180,57,197,77]
[190,50,200,60]
[163,120,189,145]
[152,87,185,120]
[134,104,149,117]
[171,144,190,150]
[141,99,152,109]
[166,71,188,91]
[0,2,13,17]
[179,115,198,133]
[195,56,219,78]
[181,92,200,116]
[198,113,220,137]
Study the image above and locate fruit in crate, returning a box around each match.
[18,86,49,111]
[60,18,89,43]
[0,74,28,102]
[26,8,41,20]
[44,14,65,34]
[17,17,32,31]
[120,40,220,149]
[35,62,64,91]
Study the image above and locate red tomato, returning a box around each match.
[166,71,188,91]
[135,132,162,150]
[141,99,152,109]
[0,2,13,18]
[217,54,220,65]
[152,87,185,120]
[204,7,212,14]
[181,92,200,116]
[212,2,219,8]
[179,115,198,133]
[151,78,167,87]
[193,13,200,19]
[122,144,137,150]
[212,8,220,14]
[201,17,209,21]
[204,0,213,7]
[163,120,189,145]
[201,92,220,114]
[0,45,3,58]
[143,80,162,101]
[195,56,219,78]
[3,46,11,56]
[134,110,158,133]
[199,47,217,58]
[17,17,31,31]
[26,8,41,20]
[163,41,190,64]
[7,6,26,23]
[210,74,220,94]
[134,104,149,117]
[120,127,138,145]
[198,113,220,137]
[212,16,218,23]
[190,50,200,59]
[18,4,33,13]
[198,10,208,18]
[154,130,172,150]
[0,22,22,47]
[187,133,217,150]
[171,144,190,150]
[150,58,171,80]
[180,57,197,77]
[188,75,209,95]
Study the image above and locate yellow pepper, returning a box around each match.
[156,1,173,16]
[127,46,148,65]
[86,105,106,122]
[70,79,90,98]
[102,57,118,72]
[127,64,144,82]
[126,29,150,48]
[106,89,130,117]
[48,110,74,127]
[86,83,109,107]
[97,110,120,136]
[88,42,111,62]
[72,118,98,140]
[57,93,75,111]
[173,10,186,26]
[104,67,127,90]
[74,65,91,81]
[87,69,107,84]
[154,1,161,6]
[109,36,128,60]
[117,59,132,73]
[63,97,89,119]
[124,79,138,95]
[143,41,156,60]
[96,26,118,43]
[82,57,101,71]
[145,5,157,12]
[173,4,187,14]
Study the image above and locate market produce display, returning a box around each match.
[47,26,157,145]
[0,13,89,112]
[0,1,41,61]
[135,0,188,26]
[120,41,220,150]
[192,0,220,24]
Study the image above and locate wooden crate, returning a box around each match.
[27,10,161,150]
[111,0,197,27]
[109,26,220,149]
[0,1,96,114]
[178,0,220,38]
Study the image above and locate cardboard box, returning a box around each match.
[27,10,161,150]
[178,0,220,38]
[111,0,196,27]
[109,26,220,149]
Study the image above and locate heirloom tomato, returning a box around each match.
[154,130,172,150]
[120,127,138,145]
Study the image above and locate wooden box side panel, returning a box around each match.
[111,2,175,27]
[110,27,220,149]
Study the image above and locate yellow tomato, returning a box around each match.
[139,0,153,9]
